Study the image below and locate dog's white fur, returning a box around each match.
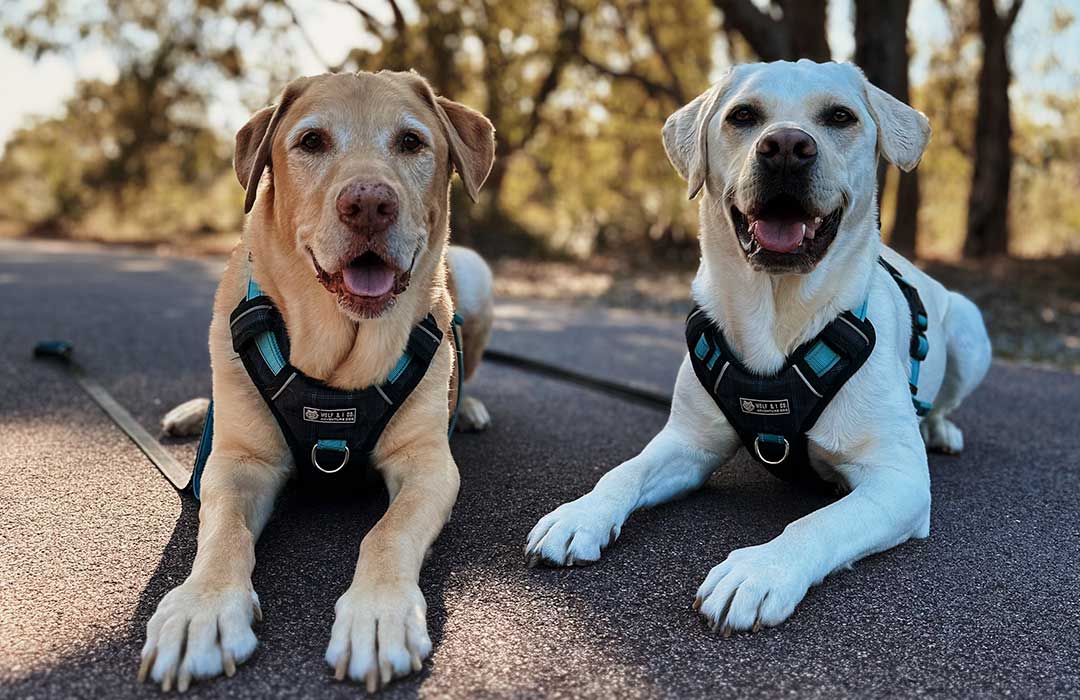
[525,60,991,634]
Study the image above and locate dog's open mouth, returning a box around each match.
[731,194,842,273]
[310,249,412,318]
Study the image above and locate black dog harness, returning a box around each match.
[685,257,931,487]
[191,274,462,500]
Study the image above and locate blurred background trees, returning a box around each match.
[0,0,1077,262]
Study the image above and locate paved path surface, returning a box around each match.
[1,239,1078,699]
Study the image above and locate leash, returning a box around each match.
[482,348,672,411]
[32,341,192,490]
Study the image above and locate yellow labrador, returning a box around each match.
[140,70,495,692]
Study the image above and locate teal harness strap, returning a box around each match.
[245,274,287,375]
[877,258,932,416]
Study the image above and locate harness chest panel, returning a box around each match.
[191,283,461,500]
[684,256,930,488]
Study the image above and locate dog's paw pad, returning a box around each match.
[455,396,491,432]
[920,416,964,454]
[161,398,211,437]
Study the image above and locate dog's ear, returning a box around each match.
[433,96,496,202]
[234,78,310,214]
[397,71,495,202]
[662,70,732,200]
[861,74,931,173]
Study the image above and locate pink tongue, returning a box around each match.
[343,263,396,297]
[750,219,806,254]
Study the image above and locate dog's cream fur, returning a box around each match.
[141,70,496,691]
[525,60,991,634]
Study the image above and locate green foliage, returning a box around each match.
[0,0,1076,259]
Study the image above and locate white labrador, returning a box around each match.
[525,60,991,635]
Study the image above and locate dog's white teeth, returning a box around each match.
[814,216,823,225]
[801,223,807,237]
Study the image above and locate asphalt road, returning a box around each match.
[1,239,1078,699]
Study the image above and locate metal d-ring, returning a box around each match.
[311,443,350,474]
[753,435,790,466]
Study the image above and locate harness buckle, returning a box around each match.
[753,435,790,466]
[311,443,350,474]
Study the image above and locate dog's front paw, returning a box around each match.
[455,395,491,432]
[139,580,261,691]
[695,543,811,636]
[325,581,431,691]
[524,496,623,567]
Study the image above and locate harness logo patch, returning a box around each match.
[303,407,357,424]
[739,398,790,416]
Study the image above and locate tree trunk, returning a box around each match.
[712,0,829,61]
[778,0,830,61]
[965,0,1020,258]
[854,0,919,257]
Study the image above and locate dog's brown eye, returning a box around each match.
[399,131,423,153]
[828,108,856,126]
[299,131,325,152]
[727,107,757,125]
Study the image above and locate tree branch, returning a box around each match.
[326,0,392,42]
[579,54,683,101]
[283,0,335,69]
[1005,0,1024,30]
[638,2,689,103]
[514,4,583,151]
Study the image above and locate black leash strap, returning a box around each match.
[32,341,192,490]
[483,348,672,411]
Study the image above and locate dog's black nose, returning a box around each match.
[336,182,399,233]
[756,128,817,173]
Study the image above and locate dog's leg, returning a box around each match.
[920,291,991,454]
[695,439,931,635]
[524,430,723,566]
[454,307,493,432]
[140,450,288,691]
[525,360,736,566]
[325,446,459,691]
[448,245,494,433]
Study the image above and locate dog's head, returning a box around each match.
[235,71,494,318]
[663,60,930,275]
